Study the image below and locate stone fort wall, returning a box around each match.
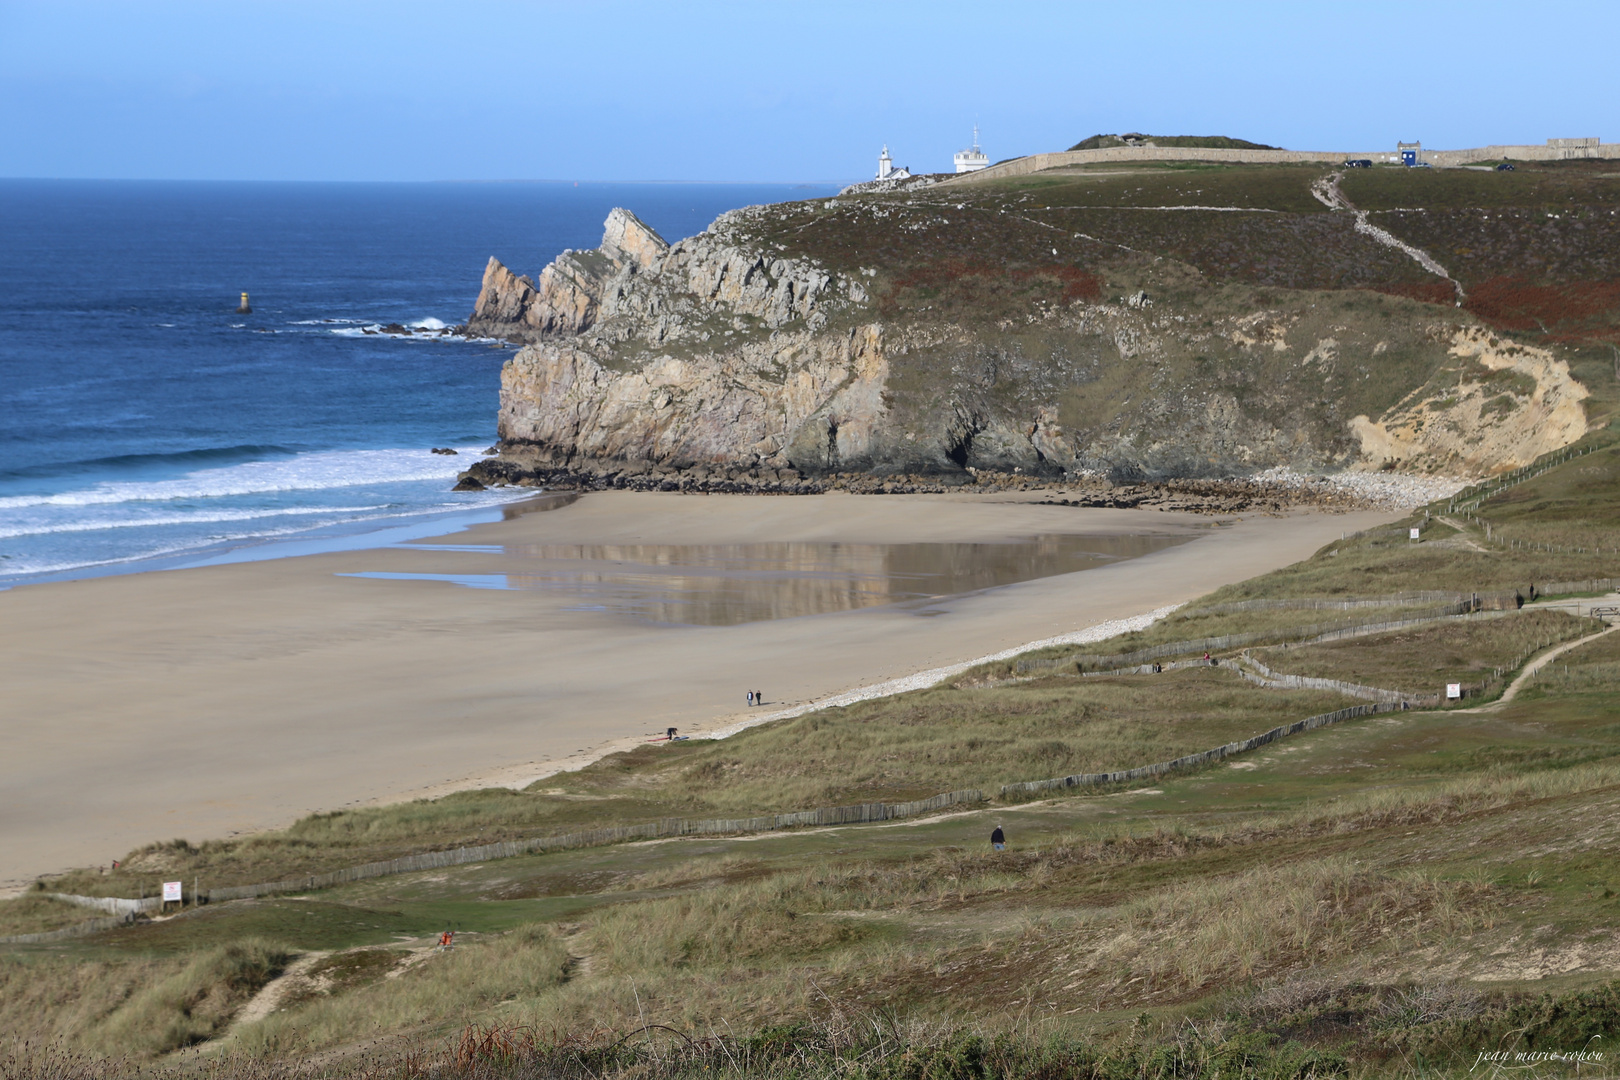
[953,139,1620,183]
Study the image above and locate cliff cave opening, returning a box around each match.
[946,429,973,469]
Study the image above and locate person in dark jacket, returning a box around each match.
[991,826,1005,851]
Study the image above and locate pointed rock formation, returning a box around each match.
[466,210,670,342]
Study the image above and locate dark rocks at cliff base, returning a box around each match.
[430,447,459,455]
[453,453,1371,513]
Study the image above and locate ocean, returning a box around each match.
[0,179,837,585]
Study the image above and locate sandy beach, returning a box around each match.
[0,491,1397,887]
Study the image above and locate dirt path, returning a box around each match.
[1458,623,1620,713]
[207,941,446,1051]
[226,951,331,1034]
[1311,172,1465,302]
[1435,517,1492,552]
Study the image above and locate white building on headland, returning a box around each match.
[954,126,989,173]
[876,145,911,181]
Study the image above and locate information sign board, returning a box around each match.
[162,881,183,902]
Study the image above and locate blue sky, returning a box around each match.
[2,0,1615,183]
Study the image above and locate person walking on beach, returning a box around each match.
[755,690,763,706]
[747,690,755,706]
[990,826,1005,852]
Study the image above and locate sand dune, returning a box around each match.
[0,491,1395,887]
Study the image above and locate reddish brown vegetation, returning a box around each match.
[1367,277,1620,344]
[890,258,1101,299]
[1462,277,1620,343]
[1018,264,1104,302]
[1372,280,1457,306]
[881,259,1101,317]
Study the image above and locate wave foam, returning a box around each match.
[0,504,390,540]
[0,447,483,510]
[327,317,456,341]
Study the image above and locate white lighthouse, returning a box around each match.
[875,145,911,181]
[953,126,989,173]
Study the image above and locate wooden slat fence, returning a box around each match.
[1240,650,1513,706]
[202,789,984,903]
[0,913,142,946]
[1014,599,1496,675]
[1537,578,1618,598]
[50,893,162,916]
[1450,444,1598,516]
[1233,654,1410,704]
[1192,591,1464,615]
[999,702,1403,797]
[1079,658,1208,678]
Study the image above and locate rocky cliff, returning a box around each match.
[461,167,1615,493]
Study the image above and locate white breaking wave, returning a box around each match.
[0,504,390,540]
[0,447,481,511]
[0,512,423,577]
[328,316,456,341]
[0,496,527,578]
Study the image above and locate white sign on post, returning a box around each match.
[162,881,183,903]
[1410,528,1421,541]
[1446,683,1462,700]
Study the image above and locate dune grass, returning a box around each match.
[0,939,287,1058]
[7,660,1620,1071]
[547,670,1352,812]
[966,602,1465,680]
[1475,440,1620,553]
[1254,608,1597,693]
[9,420,1620,1075]
[0,891,95,936]
[38,671,1354,897]
[234,923,569,1059]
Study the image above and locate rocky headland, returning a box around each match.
[457,165,1615,508]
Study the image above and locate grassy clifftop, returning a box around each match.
[470,159,1618,491]
[1067,133,1282,151]
[735,162,1616,478]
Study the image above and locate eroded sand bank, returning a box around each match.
[0,492,1396,886]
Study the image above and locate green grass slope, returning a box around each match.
[5,434,1620,1076]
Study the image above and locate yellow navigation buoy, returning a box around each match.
[237,291,252,314]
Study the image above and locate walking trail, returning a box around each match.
[220,951,331,1039]
[1457,621,1620,713]
[1310,171,1465,303]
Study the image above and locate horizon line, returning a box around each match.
[0,175,861,187]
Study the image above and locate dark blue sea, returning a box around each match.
[0,180,836,585]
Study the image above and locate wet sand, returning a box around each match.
[0,491,1396,887]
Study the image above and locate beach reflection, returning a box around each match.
[353,533,1188,626]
